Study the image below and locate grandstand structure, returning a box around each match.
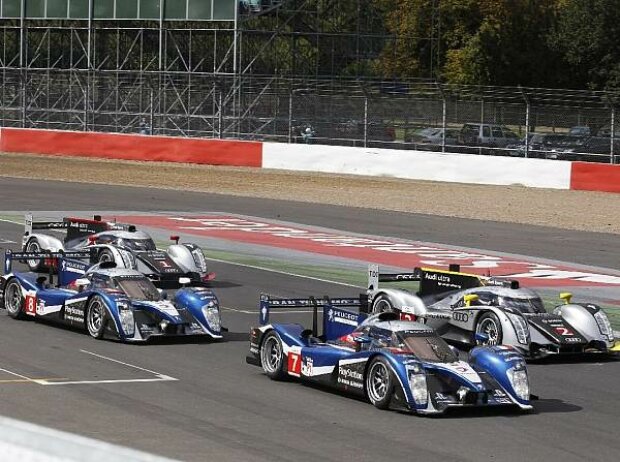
[0,1,617,159]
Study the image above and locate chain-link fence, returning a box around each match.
[1,68,619,163]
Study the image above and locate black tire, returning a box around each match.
[25,238,44,271]
[475,312,503,346]
[372,294,395,314]
[3,279,26,320]
[260,331,287,380]
[98,249,116,265]
[86,296,107,339]
[365,357,395,410]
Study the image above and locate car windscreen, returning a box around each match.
[117,238,156,251]
[112,276,160,301]
[498,296,545,313]
[397,332,458,363]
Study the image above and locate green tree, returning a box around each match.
[551,0,620,90]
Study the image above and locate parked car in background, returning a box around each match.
[405,127,460,151]
[568,126,591,136]
[459,123,520,149]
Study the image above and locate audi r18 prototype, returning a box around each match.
[22,213,214,288]
[0,250,223,342]
[367,264,618,359]
[247,294,533,414]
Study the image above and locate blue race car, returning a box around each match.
[247,295,533,414]
[0,250,222,342]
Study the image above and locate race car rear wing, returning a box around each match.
[4,249,93,287]
[368,263,519,297]
[24,213,131,242]
[259,294,369,341]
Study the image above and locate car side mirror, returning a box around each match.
[475,332,489,343]
[75,278,90,292]
[353,335,371,345]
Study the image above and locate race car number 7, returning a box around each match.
[288,352,301,376]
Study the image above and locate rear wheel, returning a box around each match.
[260,331,286,380]
[366,357,395,410]
[3,279,26,320]
[476,312,503,346]
[25,238,44,271]
[86,296,107,339]
[372,294,395,314]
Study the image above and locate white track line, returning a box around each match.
[204,256,362,288]
[0,367,39,384]
[35,350,178,386]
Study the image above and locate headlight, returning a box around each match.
[202,301,221,332]
[506,313,530,345]
[507,365,529,401]
[191,247,208,273]
[408,371,428,405]
[117,303,135,336]
[594,310,614,341]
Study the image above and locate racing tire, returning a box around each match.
[372,294,395,314]
[86,296,107,340]
[98,249,116,265]
[475,312,503,346]
[3,279,26,320]
[25,238,44,272]
[260,331,287,380]
[365,357,395,410]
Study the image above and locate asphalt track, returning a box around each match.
[0,177,619,462]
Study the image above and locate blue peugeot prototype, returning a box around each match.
[247,295,533,414]
[0,250,222,342]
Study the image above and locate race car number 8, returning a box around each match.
[25,294,37,316]
[288,352,301,376]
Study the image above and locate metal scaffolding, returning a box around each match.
[1,1,619,163]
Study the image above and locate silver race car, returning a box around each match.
[21,213,214,288]
[367,264,618,359]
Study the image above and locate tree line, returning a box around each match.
[374,0,620,91]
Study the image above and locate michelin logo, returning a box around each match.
[328,308,358,326]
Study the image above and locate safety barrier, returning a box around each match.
[0,128,262,167]
[1,128,619,193]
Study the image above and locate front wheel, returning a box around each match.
[260,331,286,380]
[98,249,116,265]
[475,312,503,346]
[3,279,26,320]
[86,296,107,339]
[366,357,395,410]
[372,294,395,314]
[25,238,44,271]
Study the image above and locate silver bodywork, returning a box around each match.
[22,214,209,280]
[367,264,616,357]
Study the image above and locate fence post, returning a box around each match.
[363,97,368,148]
[524,101,530,158]
[611,106,615,164]
[441,96,447,152]
[149,88,155,135]
[218,91,223,139]
[288,92,293,143]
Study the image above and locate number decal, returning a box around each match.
[400,313,416,321]
[288,352,301,377]
[554,326,573,336]
[24,293,37,316]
